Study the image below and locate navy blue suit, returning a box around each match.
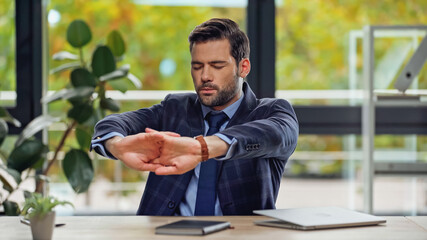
[92,82,299,215]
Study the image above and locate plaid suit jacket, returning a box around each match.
[93,82,298,215]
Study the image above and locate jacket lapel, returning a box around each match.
[189,97,205,137]
[217,82,257,178]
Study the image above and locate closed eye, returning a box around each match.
[212,65,225,69]
[192,64,203,70]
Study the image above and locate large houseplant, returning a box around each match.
[0,19,141,215]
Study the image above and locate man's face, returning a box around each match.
[190,39,242,110]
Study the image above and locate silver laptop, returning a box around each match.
[253,206,386,230]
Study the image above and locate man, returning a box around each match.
[91,18,298,216]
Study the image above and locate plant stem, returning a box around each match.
[79,48,85,66]
[35,120,78,193]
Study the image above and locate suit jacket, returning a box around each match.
[93,82,299,215]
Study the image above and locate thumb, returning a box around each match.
[147,132,165,144]
[155,166,179,175]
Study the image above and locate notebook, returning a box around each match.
[253,206,386,230]
[155,220,230,236]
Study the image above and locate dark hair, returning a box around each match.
[188,18,250,64]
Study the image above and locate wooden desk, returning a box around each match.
[1,216,426,240]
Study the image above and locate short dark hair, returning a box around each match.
[188,18,250,64]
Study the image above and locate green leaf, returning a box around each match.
[62,149,94,193]
[68,103,93,124]
[67,97,86,107]
[52,51,79,61]
[80,106,104,128]
[24,190,32,199]
[15,115,61,147]
[71,68,96,87]
[3,200,20,216]
[7,168,21,184]
[31,155,47,171]
[41,86,94,104]
[75,127,92,151]
[0,107,21,127]
[7,139,46,173]
[0,166,21,185]
[107,30,126,57]
[91,45,116,77]
[0,118,8,146]
[0,173,13,192]
[100,98,120,112]
[108,78,128,93]
[127,72,142,89]
[50,61,81,74]
[99,64,129,82]
[66,20,92,48]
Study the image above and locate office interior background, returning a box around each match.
[0,0,426,216]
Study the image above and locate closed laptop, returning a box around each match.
[254,206,386,230]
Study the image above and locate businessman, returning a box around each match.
[91,18,299,216]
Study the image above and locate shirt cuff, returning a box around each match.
[91,132,125,160]
[214,133,237,161]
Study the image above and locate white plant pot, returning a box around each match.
[30,211,56,240]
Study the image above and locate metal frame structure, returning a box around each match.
[362,25,427,214]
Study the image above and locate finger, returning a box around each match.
[145,127,157,133]
[163,132,181,137]
[146,127,180,137]
[155,166,181,175]
[150,157,161,164]
[147,132,165,143]
[151,157,170,165]
[139,163,163,172]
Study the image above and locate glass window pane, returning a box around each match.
[275,1,427,106]
[279,134,427,215]
[0,1,16,107]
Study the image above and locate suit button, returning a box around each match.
[168,201,175,209]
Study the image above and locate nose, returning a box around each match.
[201,66,212,82]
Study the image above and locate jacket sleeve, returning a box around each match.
[220,98,298,161]
[92,97,167,140]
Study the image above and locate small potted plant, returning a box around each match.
[21,193,73,240]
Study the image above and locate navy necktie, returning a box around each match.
[194,111,228,216]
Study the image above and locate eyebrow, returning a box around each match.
[191,60,228,65]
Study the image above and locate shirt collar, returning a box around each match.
[201,92,244,120]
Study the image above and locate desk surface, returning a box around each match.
[2,216,427,240]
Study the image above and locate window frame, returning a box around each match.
[9,0,43,134]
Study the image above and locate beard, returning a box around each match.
[196,74,240,107]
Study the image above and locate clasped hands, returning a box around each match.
[106,128,228,175]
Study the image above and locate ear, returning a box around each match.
[238,58,251,78]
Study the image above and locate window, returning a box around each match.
[32,0,426,215]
